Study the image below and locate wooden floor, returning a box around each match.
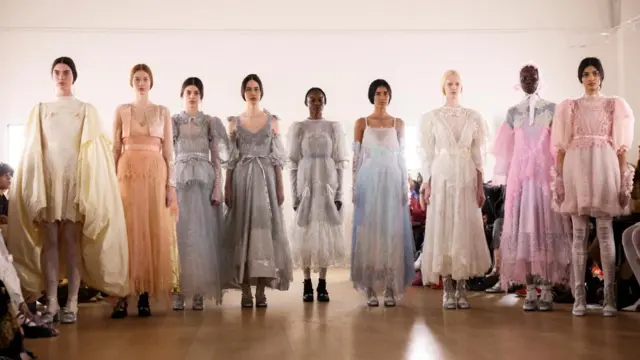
[26,269,638,360]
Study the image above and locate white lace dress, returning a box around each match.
[419,106,492,283]
[287,119,349,270]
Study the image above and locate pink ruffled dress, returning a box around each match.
[550,95,635,217]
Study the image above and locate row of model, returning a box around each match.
[0,56,637,334]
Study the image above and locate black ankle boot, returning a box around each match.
[303,279,314,302]
[317,279,330,302]
[137,293,151,317]
[111,298,128,319]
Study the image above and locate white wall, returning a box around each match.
[617,0,640,163]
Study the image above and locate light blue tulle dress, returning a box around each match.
[351,118,415,298]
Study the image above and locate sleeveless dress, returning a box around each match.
[351,118,414,296]
[221,113,293,290]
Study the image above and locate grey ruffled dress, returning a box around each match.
[172,111,229,304]
[221,112,293,290]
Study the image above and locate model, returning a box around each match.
[621,223,640,311]
[351,79,414,307]
[492,64,572,311]
[171,77,229,310]
[551,57,635,317]
[287,87,348,302]
[110,63,179,318]
[6,57,129,324]
[222,74,293,308]
[419,70,492,310]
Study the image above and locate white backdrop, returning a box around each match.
[0,0,630,258]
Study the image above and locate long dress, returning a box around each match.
[351,118,414,295]
[419,106,492,283]
[222,113,293,290]
[550,95,635,217]
[287,119,349,270]
[7,97,129,301]
[492,96,572,286]
[172,111,229,303]
[113,103,179,297]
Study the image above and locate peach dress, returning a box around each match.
[113,104,178,297]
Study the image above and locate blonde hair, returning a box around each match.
[129,63,154,89]
[441,69,461,96]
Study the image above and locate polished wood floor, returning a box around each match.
[26,269,638,360]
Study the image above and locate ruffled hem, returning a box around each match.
[290,220,348,270]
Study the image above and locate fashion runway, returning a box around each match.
[26,269,638,360]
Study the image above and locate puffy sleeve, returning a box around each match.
[225,116,240,169]
[268,113,287,167]
[209,116,231,165]
[332,121,349,202]
[471,110,488,173]
[492,109,515,185]
[112,106,123,168]
[419,111,436,182]
[286,121,303,205]
[612,97,635,154]
[550,99,573,156]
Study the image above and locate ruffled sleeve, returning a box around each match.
[332,121,349,202]
[225,116,240,169]
[419,111,436,181]
[550,99,573,156]
[268,113,287,167]
[286,121,303,205]
[491,109,515,185]
[470,110,488,173]
[611,97,635,154]
[208,116,231,165]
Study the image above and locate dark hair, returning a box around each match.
[368,79,392,104]
[0,163,14,177]
[241,74,263,100]
[578,57,605,84]
[181,77,204,99]
[130,63,154,89]
[304,87,327,106]
[51,57,78,83]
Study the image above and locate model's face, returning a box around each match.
[0,174,12,191]
[52,63,73,93]
[132,70,151,95]
[581,65,601,92]
[182,85,201,109]
[520,66,539,95]
[374,86,390,107]
[443,74,461,98]
[306,90,325,114]
[244,80,261,104]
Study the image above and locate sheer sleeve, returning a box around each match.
[471,110,488,173]
[612,97,635,154]
[161,106,176,187]
[550,99,573,156]
[492,109,515,185]
[268,114,287,167]
[226,116,240,169]
[209,116,229,201]
[419,112,436,182]
[286,122,303,206]
[332,121,349,202]
[112,107,123,170]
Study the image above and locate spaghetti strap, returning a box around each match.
[364,117,369,127]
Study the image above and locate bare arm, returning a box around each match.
[112,107,123,171]
[225,119,237,193]
[162,107,176,188]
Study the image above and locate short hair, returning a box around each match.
[0,163,14,177]
[304,87,327,106]
[181,77,204,99]
[578,57,605,84]
[441,70,461,95]
[51,56,78,84]
[241,74,263,101]
[368,79,392,104]
[130,64,154,89]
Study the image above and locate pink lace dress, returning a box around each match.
[550,95,635,217]
[492,98,572,286]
